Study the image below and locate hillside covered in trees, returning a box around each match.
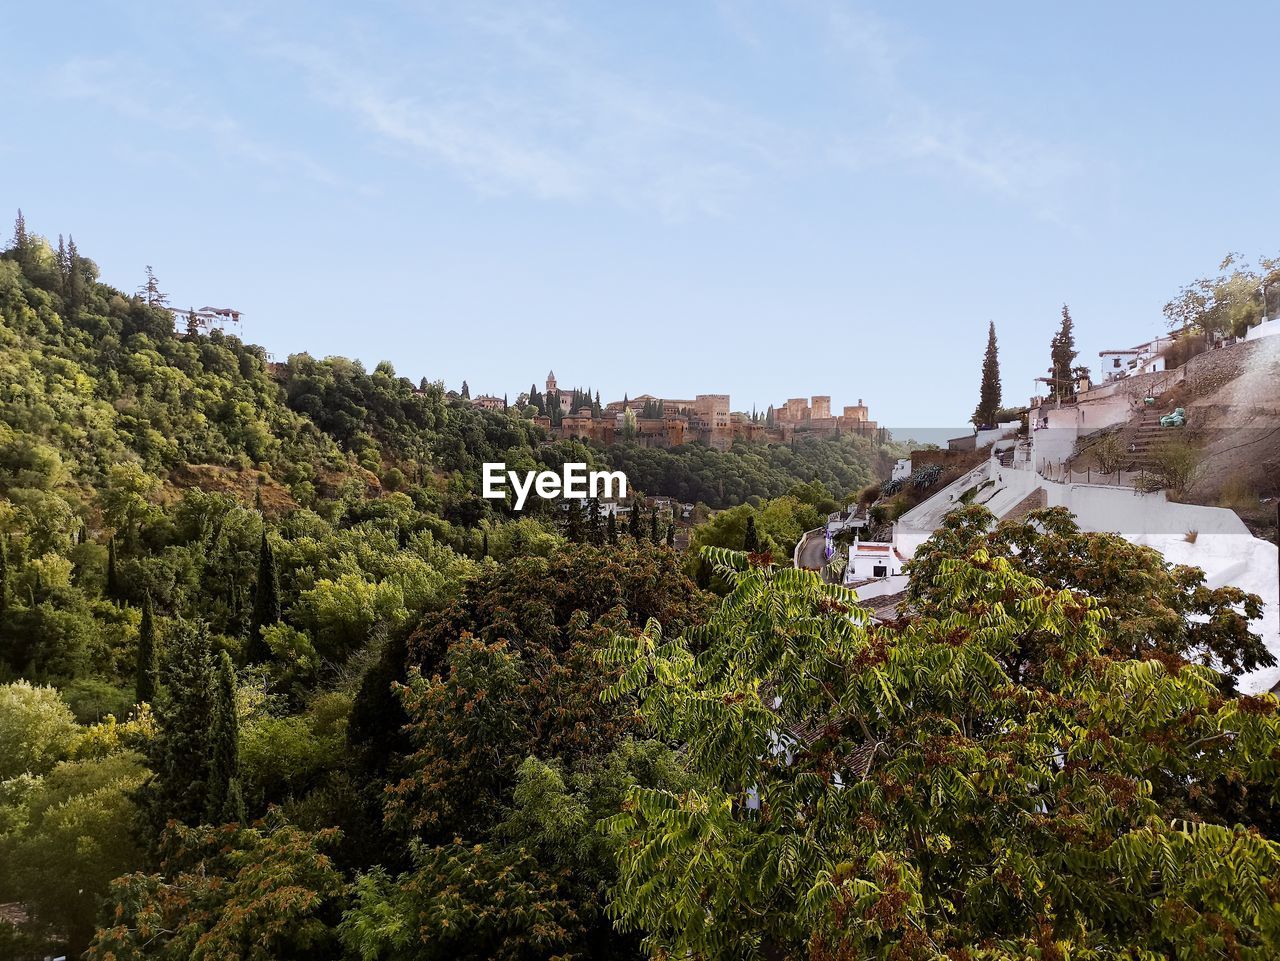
[2,221,1280,960]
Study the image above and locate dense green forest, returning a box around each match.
[2,223,1280,959]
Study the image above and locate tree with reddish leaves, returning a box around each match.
[345,542,708,959]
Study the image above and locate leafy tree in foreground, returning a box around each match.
[1,752,147,956]
[89,814,348,961]
[600,547,1280,959]
[906,506,1272,683]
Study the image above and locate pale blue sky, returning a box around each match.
[5,1,1278,429]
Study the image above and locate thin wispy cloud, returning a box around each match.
[252,5,788,220]
[804,0,1082,222]
[49,57,348,190]
[47,1,1085,225]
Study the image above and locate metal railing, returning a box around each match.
[1039,461,1161,491]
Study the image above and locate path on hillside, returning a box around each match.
[795,529,829,570]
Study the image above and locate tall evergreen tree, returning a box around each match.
[9,208,28,258]
[743,516,760,553]
[972,320,1003,428]
[0,537,7,614]
[207,651,244,823]
[136,593,158,705]
[55,234,68,293]
[607,511,618,545]
[565,499,583,542]
[666,522,676,547]
[585,497,603,545]
[138,265,168,307]
[1051,304,1079,401]
[106,535,120,602]
[140,619,217,833]
[247,528,280,662]
[64,235,84,312]
[628,500,643,540]
[650,507,660,542]
[461,380,470,400]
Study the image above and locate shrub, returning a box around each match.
[1153,439,1200,495]
[59,678,134,724]
[1219,472,1260,510]
[1092,431,1125,474]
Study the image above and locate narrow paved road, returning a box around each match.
[795,528,830,570]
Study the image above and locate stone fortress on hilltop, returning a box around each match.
[509,371,878,451]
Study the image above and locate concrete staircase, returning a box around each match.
[1125,409,1173,471]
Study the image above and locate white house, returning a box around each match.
[891,458,912,481]
[1098,334,1176,382]
[846,537,907,582]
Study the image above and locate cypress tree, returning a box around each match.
[136,593,158,704]
[0,537,7,614]
[56,234,68,293]
[9,209,27,259]
[141,619,217,833]
[607,511,618,545]
[586,497,603,545]
[666,522,675,547]
[247,528,280,662]
[972,321,1003,428]
[461,380,470,399]
[65,235,83,313]
[207,651,242,823]
[221,777,246,825]
[106,536,120,602]
[566,500,583,542]
[651,508,660,542]
[1051,304,1079,401]
[743,516,760,553]
[628,500,643,540]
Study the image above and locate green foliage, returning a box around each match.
[138,619,217,832]
[89,813,349,961]
[135,592,157,704]
[1154,437,1201,495]
[603,433,882,509]
[687,495,825,569]
[1050,303,1079,400]
[908,505,1272,681]
[601,545,1280,959]
[1165,251,1280,337]
[0,679,79,779]
[247,527,281,662]
[207,651,243,822]
[0,751,147,955]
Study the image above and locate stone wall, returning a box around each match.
[1185,335,1280,395]
[1078,367,1184,405]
